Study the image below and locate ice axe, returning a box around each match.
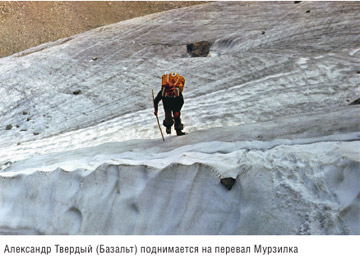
[152,89,165,141]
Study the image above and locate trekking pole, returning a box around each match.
[152,89,165,141]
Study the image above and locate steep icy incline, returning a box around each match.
[0,2,359,235]
[0,1,359,163]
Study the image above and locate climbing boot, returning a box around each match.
[176,130,186,136]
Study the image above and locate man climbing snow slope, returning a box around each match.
[153,72,186,136]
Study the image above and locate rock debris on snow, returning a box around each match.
[220,177,236,191]
[186,41,212,57]
[349,98,360,105]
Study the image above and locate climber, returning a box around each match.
[153,72,186,136]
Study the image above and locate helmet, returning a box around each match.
[169,72,178,78]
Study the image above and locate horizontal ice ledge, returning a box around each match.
[0,137,359,235]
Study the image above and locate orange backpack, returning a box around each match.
[161,72,185,97]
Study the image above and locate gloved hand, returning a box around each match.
[173,112,180,118]
[154,111,158,116]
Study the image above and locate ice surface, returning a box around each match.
[0,1,359,235]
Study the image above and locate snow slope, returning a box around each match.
[0,1,359,235]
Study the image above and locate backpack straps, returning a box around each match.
[161,73,183,97]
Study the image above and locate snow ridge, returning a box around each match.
[0,146,358,235]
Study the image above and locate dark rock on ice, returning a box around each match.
[186,41,212,57]
[220,177,236,190]
[349,98,360,105]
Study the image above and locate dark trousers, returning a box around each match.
[162,95,184,130]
